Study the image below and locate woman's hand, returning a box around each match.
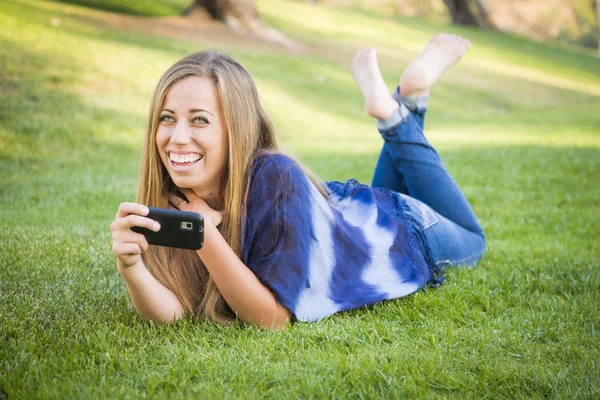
[169,189,224,228]
[111,202,161,269]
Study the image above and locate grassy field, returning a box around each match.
[1,0,599,398]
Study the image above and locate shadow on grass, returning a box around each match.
[2,2,599,238]
[9,0,600,134]
[46,0,188,17]
[263,2,600,83]
[0,37,145,227]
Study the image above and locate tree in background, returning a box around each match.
[182,0,598,50]
[594,0,600,51]
[411,0,594,48]
[442,0,496,28]
[183,0,293,45]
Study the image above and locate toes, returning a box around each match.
[429,33,471,55]
[431,33,470,49]
[357,48,375,60]
[455,35,471,49]
[352,49,366,63]
[351,48,378,70]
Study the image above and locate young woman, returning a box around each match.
[110,33,485,330]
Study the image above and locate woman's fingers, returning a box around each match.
[112,229,149,251]
[113,242,142,257]
[112,214,160,232]
[168,193,184,208]
[111,205,155,253]
[112,202,154,268]
[116,202,149,219]
[169,193,188,210]
[113,202,158,232]
[179,188,193,197]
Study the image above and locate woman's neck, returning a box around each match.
[194,187,224,211]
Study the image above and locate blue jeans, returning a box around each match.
[371,87,486,269]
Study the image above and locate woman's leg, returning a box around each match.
[351,34,484,236]
[371,87,427,193]
[371,146,408,194]
[400,192,486,268]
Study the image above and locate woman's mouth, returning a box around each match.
[168,152,204,171]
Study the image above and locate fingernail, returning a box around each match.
[142,207,149,215]
[154,223,160,231]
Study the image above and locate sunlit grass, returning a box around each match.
[260,0,600,89]
[46,0,189,16]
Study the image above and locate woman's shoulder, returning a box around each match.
[250,151,309,188]
[252,151,301,174]
[243,151,313,240]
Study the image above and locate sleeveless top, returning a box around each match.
[241,153,439,322]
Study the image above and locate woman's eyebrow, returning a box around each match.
[189,108,214,116]
[161,108,214,117]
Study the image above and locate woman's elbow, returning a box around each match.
[139,307,185,325]
[257,319,289,331]
[261,307,292,331]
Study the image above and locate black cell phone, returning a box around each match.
[131,207,204,250]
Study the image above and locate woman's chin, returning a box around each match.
[170,176,194,188]
[171,177,206,193]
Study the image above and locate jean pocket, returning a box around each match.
[419,203,439,230]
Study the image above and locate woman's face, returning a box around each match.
[156,76,229,196]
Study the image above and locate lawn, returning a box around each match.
[1,0,599,398]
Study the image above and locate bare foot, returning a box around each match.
[400,33,471,97]
[350,48,399,120]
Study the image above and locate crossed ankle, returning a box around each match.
[393,86,429,112]
[376,102,411,131]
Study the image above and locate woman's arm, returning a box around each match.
[118,259,186,323]
[170,189,292,331]
[111,202,185,324]
[119,234,291,329]
[197,224,292,330]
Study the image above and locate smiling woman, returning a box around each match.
[110,36,486,330]
[156,76,229,211]
[111,51,304,328]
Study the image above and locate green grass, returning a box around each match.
[47,0,190,16]
[1,0,599,398]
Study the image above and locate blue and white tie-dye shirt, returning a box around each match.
[242,152,437,322]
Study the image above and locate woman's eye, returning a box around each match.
[158,115,207,124]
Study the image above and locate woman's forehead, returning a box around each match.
[163,76,218,112]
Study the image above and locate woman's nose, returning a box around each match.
[170,122,191,144]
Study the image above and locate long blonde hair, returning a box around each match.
[137,51,327,324]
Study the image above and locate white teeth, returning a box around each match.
[169,153,202,163]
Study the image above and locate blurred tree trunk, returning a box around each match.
[183,0,294,46]
[443,0,495,28]
[594,0,600,52]
[473,0,497,29]
[443,0,479,26]
[184,0,259,26]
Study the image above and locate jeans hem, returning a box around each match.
[392,86,429,112]
[376,103,411,131]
